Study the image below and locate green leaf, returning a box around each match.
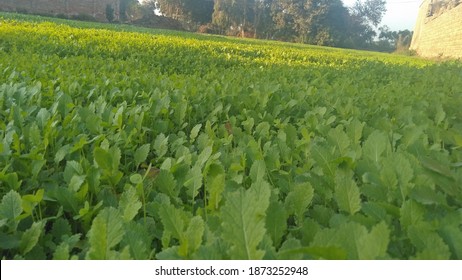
[36,108,50,129]
[221,179,270,259]
[130,174,143,185]
[0,190,23,220]
[358,222,390,259]
[86,207,125,260]
[394,153,414,198]
[379,153,414,202]
[206,163,225,211]
[20,221,44,255]
[434,103,446,126]
[154,133,169,158]
[242,117,255,133]
[70,135,88,153]
[334,170,361,215]
[266,200,287,247]
[0,190,23,229]
[119,186,142,222]
[31,159,46,179]
[363,131,388,163]
[158,202,185,242]
[51,187,79,214]
[94,147,112,170]
[122,221,152,259]
[400,200,425,230]
[346,118,364,145]
[134,144,150,167]
[53,243,70,260]
[410,185,447,206]
[401,125,425,148]
[414,243,450,259]
[311,144,335,178]
[278,238,302,260]
[22,189,45,216]
[379,158,398,195]
[408,224,450,260]
[420,157,454,178]
[327,125,350,156]
[63,160,83,183]
[179,216,205,257]
[250,159,266,184]
[51,218,72,242]
[153,170,178,198]
[284,182,313,221]
[197,146,213,168]
[184,165,203,199]
[311,221,387,259]
[255,122,270,139]
[157,246,182,260]
[193,239,224,260]
[190,124,202,143]
[69,175,86,192]
[0,232,20,250]
[22,189,44,204]
[440,224,462,259]
[0,172,21,190]
[361,202,387,221]
[109,146,121,171]
[311,222,362,259]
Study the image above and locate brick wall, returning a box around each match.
[410,0,462,58]
[0,0,120,22]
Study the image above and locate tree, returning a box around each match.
[270,0,298,41]
[253,0,276,39]
[352,0,387,27]
[138,0,160,20]
[119,0,138,22]
[212,0,256,37]
[156,0,184,20]
[156,0,213,25]
[378,26,413,52]
[184,0,214,24]
[269,0,349,45]
[148,0,386,50]
[304,0,349,46]
[395,29,413,52]
[106,4,115,22]
[344,0,387,49]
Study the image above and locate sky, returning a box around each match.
[342,0,423,31]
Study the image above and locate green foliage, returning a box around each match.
[20,221,44,255]
[284,182,314,221]
[0,190,23,231]
[334,170,361,215]
[119,186,142,222]
[221,182,270,259]
[86,207,125,259]
[106,4,115,23]
[312,221,390,259]
[134,144,150,167]
[0,14,461,260]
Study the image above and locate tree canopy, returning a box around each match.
[139,0,392,50]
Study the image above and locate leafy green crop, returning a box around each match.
[0,13,461,260]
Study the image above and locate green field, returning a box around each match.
[0,13,461,260]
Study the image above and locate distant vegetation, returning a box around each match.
[1,0,413,52]
[143,0,411,52]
